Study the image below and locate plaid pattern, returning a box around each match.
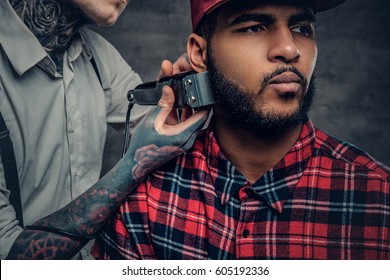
[93,120,390,259]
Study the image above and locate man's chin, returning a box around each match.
[244,114,306,134]
[256,101,301,117]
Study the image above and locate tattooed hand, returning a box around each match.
[126,86,209,181]
[126,53,207,180]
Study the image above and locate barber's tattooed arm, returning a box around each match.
[9,0,86,74]
[6,89,209,259]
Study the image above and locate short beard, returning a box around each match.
[207,51,316,135]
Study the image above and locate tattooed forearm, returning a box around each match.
[6,145,180,259]
[7,230,84,260]
[6,158,139,259]
[37,156,141,236]
[132,144,185,179]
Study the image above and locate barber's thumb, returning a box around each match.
[155,86,174,130]
[158,86,175,109]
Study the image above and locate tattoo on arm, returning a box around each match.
[7,231,84,260]
[6,104,207,259]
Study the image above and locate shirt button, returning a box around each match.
[243,229,250,238]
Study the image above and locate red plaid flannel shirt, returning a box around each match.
[93,120,390,259]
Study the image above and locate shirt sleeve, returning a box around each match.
[82,28,153,135]
[105,52,153,136]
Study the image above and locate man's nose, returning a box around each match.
[267,27,301,64]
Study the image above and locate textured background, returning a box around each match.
[93,0,390,175]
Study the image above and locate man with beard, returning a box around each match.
[0,0,208,259]
[93,0,390,259]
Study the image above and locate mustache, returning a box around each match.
[261,66,307,90]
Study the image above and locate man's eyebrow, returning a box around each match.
[288,9,316,25]
[230,13,275,26]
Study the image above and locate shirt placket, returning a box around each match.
[63,52,79,200]
[235,183,260,259]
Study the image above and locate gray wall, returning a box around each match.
[94,0,390,175]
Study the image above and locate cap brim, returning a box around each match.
[192,0,346,31]
[309,0,346,12]
[206,0,346,14]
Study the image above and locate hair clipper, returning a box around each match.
[127,71,214,109]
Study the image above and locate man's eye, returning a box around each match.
[291,25,313,37]
[239,25,265,33]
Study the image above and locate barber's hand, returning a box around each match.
[124,87,209,181]
[158,53,193,125]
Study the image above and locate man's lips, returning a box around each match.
[267,72,302,93]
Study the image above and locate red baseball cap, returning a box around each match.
[190,0,346,31]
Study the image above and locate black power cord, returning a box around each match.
[121,92,135,157]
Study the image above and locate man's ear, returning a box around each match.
[187,33,208,72]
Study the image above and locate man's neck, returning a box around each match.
[9,0,86,73]
[212,113,303,183]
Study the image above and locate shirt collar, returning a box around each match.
[205,119,316,213]
[0,0,49,76]
[73,28,93,62]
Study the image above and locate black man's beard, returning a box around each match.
[207,50,316,134]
